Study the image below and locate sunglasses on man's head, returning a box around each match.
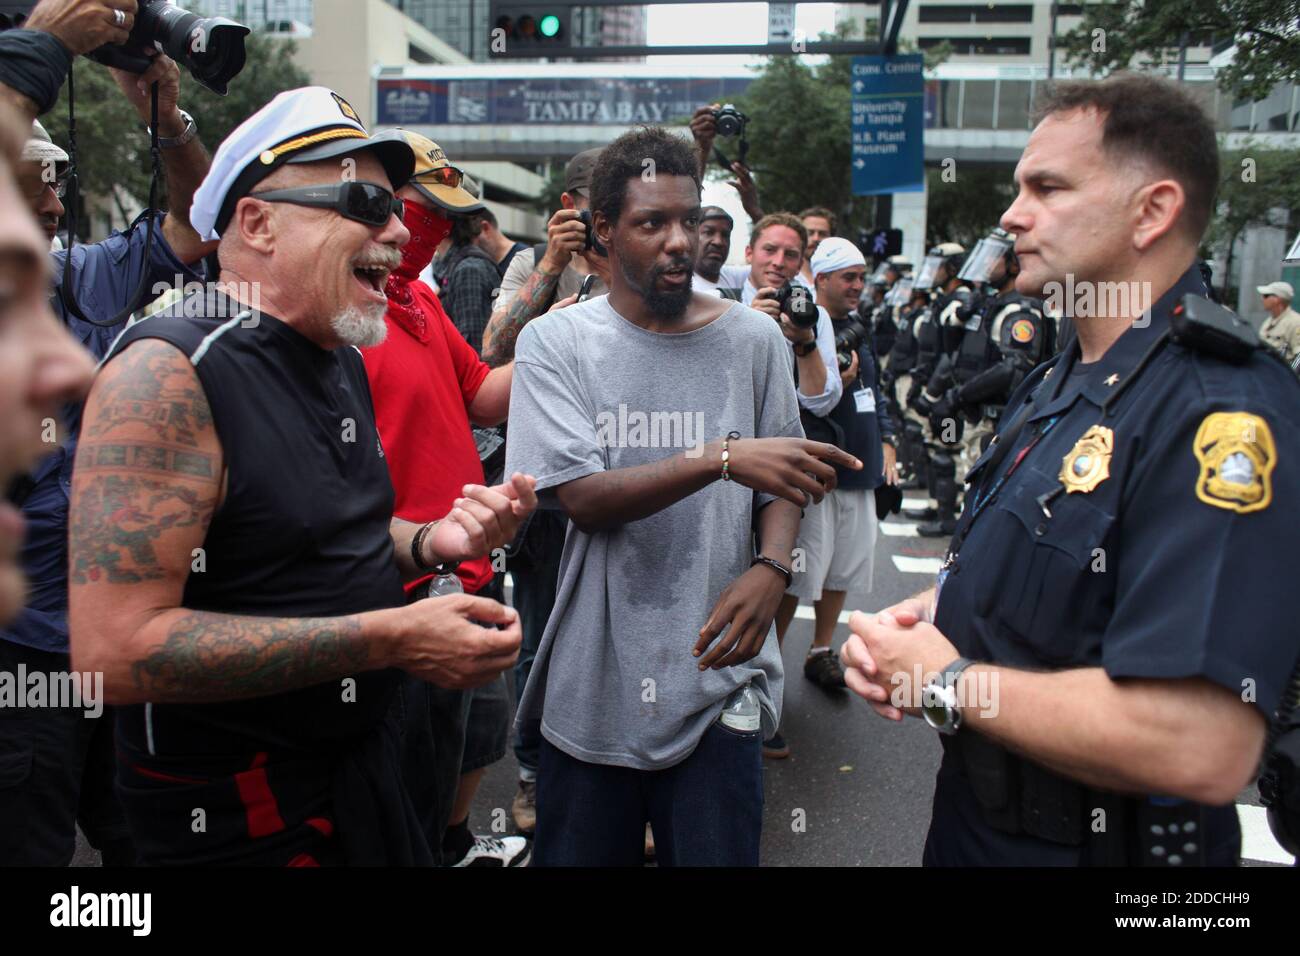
[249,180,404,227]
[412,165,464,189]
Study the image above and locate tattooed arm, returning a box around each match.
[482,208,590,367]
[69,339,522,704]
[481,256,565,368]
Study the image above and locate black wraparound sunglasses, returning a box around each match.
[249,180,405,227]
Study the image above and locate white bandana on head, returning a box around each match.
[810,237,867,278]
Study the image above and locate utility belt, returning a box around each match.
[944,732,1209,865]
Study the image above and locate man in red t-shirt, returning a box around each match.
[362,132,530,867]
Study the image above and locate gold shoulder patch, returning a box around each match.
[1193,412,1275,513]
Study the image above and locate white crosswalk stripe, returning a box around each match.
[892,555,944,575]
[1237,803,1295,865]
[879,521,919,537]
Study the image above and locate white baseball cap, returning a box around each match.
[1257,280,1294,301]
[191,86,415,240]
[21,120,68,168]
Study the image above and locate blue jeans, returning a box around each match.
[532,722,763,867]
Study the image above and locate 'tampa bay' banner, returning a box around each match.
[377,76,753,126]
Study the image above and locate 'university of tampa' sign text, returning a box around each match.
[851,55,925,195]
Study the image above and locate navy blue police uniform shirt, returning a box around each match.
[927,264,1300,865]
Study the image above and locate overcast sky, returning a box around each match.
[645,2,840,65]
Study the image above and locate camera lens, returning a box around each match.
[142,4,250,96]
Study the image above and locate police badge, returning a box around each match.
[1060,425,1114,494]
[1193,412,1275,513]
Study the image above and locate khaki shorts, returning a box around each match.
[788,487,878,602]
[958,418,994,481]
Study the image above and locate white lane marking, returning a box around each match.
[793,605,858,624]
[879,522,919,537]
[892,555,944,575]
[902,494,937,507]
[1238,803,1295,865]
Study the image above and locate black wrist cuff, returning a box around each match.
[410,521,437,573]
[0,30,73,116]
[751,555,793,588]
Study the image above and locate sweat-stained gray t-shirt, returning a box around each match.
[505,294,804,770]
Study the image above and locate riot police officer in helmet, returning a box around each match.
[907,243,971,535]
[922,227,1053,532]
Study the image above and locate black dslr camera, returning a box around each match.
[710,103,750,169]
[711,103,748,138]
[0,1,249,95]
[772,280,818,330]
[834,317,871,372]
[576,209,607,258]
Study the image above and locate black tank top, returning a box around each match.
[107,291,406,760]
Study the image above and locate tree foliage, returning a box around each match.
[1208,144,1300,296]
[924,166,1017,248]
[44,32,310,234]
[1058,0,1300,102]
[720,26,949,231]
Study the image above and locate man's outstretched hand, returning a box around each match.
[426,472,538,564]
[724,436,861,507]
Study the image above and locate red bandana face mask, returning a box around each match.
[384,198,452,341]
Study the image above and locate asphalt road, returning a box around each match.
[72,491,1294,867]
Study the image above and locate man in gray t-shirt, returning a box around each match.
[505,127,859,866]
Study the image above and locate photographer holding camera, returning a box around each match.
[690,103,763,224]
[771,240,896,747]
[745,213,840,421]
[1,0,218,867]
[0,0,136,121]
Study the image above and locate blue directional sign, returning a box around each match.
[851,54,925,196]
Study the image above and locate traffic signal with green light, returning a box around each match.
[490,3,572,47]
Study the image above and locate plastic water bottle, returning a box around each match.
[426,571,464,597]
[719,683,761,733]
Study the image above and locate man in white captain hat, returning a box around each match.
[67,88,533,865]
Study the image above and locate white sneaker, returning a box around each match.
[452,834,531,868]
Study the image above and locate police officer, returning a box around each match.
[881,278,928,488]
[861,274,894,357]
[842,73,1300,866]
[923,227,1052,529]
[906,243,970,534]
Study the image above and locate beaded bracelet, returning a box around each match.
[720,430,741,481]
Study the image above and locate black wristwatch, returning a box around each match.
[793,339,818,358]
[921,657,976,735]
